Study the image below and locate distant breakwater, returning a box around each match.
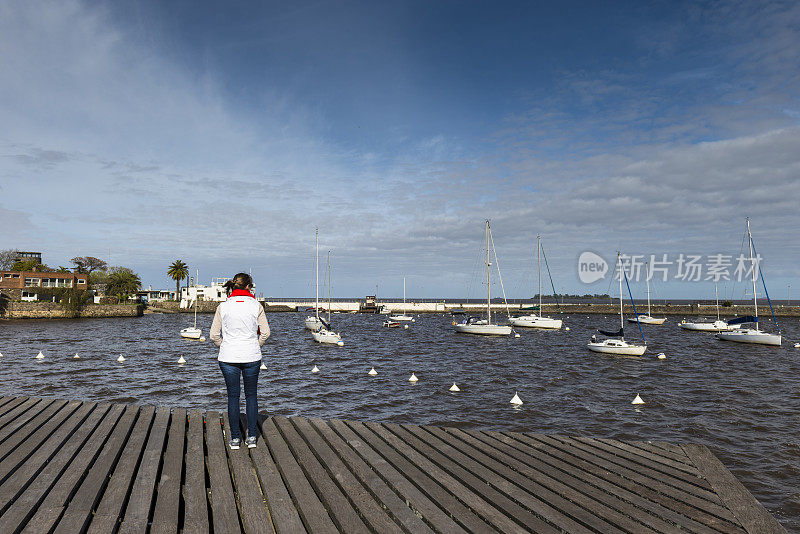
[0,302,144,320]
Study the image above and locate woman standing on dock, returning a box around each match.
[210,273,270,449]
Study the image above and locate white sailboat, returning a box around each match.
[304,228,327,331]
[588,253,647,356]
[180,269,202,339]
[510,235,562,329]
[680,281,738,332]
[388,277,414,322]
[628,262,665,325]
[311,251,343,345]
[454,220,513,336]
[716,219,781,346]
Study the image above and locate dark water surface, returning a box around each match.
[1,312,798,530]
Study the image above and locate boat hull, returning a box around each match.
[680,320,736,332]
[716,329,781,346]
[312,329,343,345]
[628,315,665,325]
[587,340,646,356]
[388,315,415,322]
[509,315,562,329]
[454,323,512,336]
[180,327,202,339]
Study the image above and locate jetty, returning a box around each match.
[0,396,784,533]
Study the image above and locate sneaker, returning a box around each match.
[245,436,257,448]
[229,438,241,450]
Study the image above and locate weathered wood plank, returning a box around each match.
[683,444,787,534]
[261,416,338,534]
[593,436,707,479]
[182,409,209,534]
[248,416,305,534]
[309,418,434,534]
[87,404,156,534]
[0,399,64,460]
[205,410,242,534]
[273,415,369,533]
[0,397,29,424]
[150,407,186,534]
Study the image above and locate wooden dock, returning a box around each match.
[0,396,784,533]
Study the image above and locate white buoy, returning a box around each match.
[449,383,460,392]
[514,332,520,338]
[312,365,319,373]
[368,367,377,376]
[657,352,666,360]
[199,337,206,342]
[0,352,3,357]
[73,353,80,359]
[794,342,800,348]
[510,392,523,405]
[178,355,186,364]
[260,361,267,370]
[117,355,125,362]
[409,373,418,382]
[565,326,570,331]
[404,325,409,329]
[36,351,45,359]
[337,341,344,346]
[632,394,645,405]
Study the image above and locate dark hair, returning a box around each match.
[224,272,253,292]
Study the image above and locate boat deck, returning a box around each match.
[0,396,785,533]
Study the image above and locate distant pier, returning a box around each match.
[0,396,785,532]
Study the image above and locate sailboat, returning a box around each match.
[180,269,202,339]
[510,235,562,329]
[388,277,414,322]
[680,281,737,332]
[304,228,328,331]
[628,262,665,325]
[716,219,781,346]
[454,220,513,336]
[311,251,344,345]
[588,253,647,355]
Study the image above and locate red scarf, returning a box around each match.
[229,289,254,298]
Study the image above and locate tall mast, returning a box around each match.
[618,253,624,334]
[315,228,319,320]
[194,268,198,328]
[403,276,406,315]
[747,218,758,329]
[537,235,542,317]
[486,220,491,324]
[646,261,651,316]
[327,251,332,324]
[715,281,720,321]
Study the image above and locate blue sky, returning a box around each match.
[1,0,799,299]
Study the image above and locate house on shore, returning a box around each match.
[0,270,89,301]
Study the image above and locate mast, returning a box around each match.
[646,261,651,317]
[715,281,720,321]
[537,235,542,317]
[327,251,332,324]
[315,228,319,320]
[486,220,491,324]
[747,218,758,330]
[618,253,624,335]
[194,269,198,328]
[403,276,406,315]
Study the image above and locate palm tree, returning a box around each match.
[167,260,189,301]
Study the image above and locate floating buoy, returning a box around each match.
[409,373,418,382]
[0,352,3,357]
[36,351,45,359]
[178,355,186,364]
[565,326,570,331]
[632,394,645,405]
[199,337,206,342]
[73,353,80,359]
[514,332,520,338]
[368,367,377,376]
[452,320,456,325]
[117,355,125,362]
[657,352,666,360]
[449,383,460,392]
[337,341,344,346]
[510,392,523,405]
[260,361,267,370]
[794,343,800,348]
[404,325,409,329]
[312,365,319,373]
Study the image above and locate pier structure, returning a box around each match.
[0,396,785,533]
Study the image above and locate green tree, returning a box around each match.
[167,259,189,300]
[11,259,52,272]
[56,266,71,273]
[71,256,108,273]
[105,267,141,302]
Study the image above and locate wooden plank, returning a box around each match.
[261,416,338,534]
[23,404,133,533]
[0,397,15,411]
[150,407,186,534]
[205,410,241,534]
[386,423,559,534]
[0,403,120,531]
[344,419,494,533]
[87,404,156,534]
[0,399,62,458]
[291,417,405,534]
[500,430,740,534]
[683,444,787,534]
[628,439,698,466]
[593,436,707,479]
[223,413,272,534]
[327,419,467,534]
[0,397,29,423]
[182,409,209,534]
[247,416,305,534]
[309,418,434,534]
[273,415,370,533]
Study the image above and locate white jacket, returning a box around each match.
[210,293,270,363]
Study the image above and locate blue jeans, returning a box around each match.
[219,360,260,440]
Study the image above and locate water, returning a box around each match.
[1,312,798,530]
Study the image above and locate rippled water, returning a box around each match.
[1,312,798,530]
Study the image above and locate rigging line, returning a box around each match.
[623,266,647,343]
[488,226,512,318]
[730,226,749,301]
[749,239,781,333]
[539,242,562,312]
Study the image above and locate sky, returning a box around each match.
[1,0,799,300]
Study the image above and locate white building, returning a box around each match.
[138,286,176,303]
[180,278,230,308]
